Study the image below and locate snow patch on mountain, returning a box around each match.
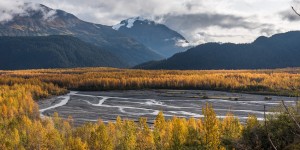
[126,17,146,28]
[112,23,125,30]
[126,18,136,28]
[112,17,148,30]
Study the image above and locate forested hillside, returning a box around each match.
[136,31,300,70]
[0,36,125,70]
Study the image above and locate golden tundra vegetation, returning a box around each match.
[0,67,300,149]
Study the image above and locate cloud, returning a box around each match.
[0,2,57,23]
[1,0,299,44]
[42,9,57,21]
[0,1,24,22]
[279,9,300,22]
[279,0,300,22]
[292,0,300,7]
[159,13,269,31]
[157,13,275,44]
[176,39,193,48]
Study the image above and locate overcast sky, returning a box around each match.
[1,0,300,45]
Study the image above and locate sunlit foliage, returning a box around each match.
[1,67,300,96]
[0,67,299,149]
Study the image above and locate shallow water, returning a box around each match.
[38,90,296,125]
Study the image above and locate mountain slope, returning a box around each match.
[0,35,125,70]
[112,17,189,58]
[135,31,300,70]
[0,3,162,67]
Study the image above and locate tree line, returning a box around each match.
[2,67,300,96]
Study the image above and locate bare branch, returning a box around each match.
[292,6,300,16]
[290,129,300,138]
[268,134,278,150]
[281,100,300,130]
[264,105,278,150]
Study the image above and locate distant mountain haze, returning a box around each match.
[0,3,162,67]
[135,31,300,70]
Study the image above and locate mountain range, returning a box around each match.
[1,3,300,71]
[0,3,187,68]
[135,31,300,70]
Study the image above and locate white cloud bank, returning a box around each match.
[1,0,300,45]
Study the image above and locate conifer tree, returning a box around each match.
[65,137,88,150]
[221,112,243,149]
[221,113,242,139]
[136,117,155,150]
[202,103,221,150]
[90,120,113,150]
[115,116,124,149]
[154,111,166,150]
[245,114,259,130]
[120,120,137,150]
[170,116,188,150]
[186,117,202,148]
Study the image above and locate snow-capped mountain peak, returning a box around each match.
[112,17,153,30]
[112,17,189,58]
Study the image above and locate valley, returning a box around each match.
[0,1,300,149]
[39,90,296,126]
[1,67,300,149]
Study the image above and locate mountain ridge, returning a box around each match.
[0,35,126,70]
[135,31,300,70]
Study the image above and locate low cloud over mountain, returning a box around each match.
[2,0,299,45]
